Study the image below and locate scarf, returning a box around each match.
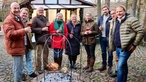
[14,15,21,22]
[54,19,64,34]
[37,15,48,23]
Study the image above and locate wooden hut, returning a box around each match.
[20,0,96,22]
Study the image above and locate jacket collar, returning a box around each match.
[101,14,112,23]
[9,12,25,28]
[69,20,80,26]
[117,13,130,23]
[10,12,21,21]
[84,19,94,23]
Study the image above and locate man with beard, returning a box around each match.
[97,5,113,74]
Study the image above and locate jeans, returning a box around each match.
[84,44,96,58]
[100,37,113,67]
[116,48,132,82]
[22,50,34,75]
[54,48,63,59]
[12,55,23,82]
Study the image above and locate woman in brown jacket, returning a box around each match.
[81,13,98,72]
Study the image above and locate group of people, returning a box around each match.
[97,5,144,82]
[2,2,144,82]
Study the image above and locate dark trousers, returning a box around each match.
[100,37,113,67]
[68,55,77,64]
[84,44,96,58]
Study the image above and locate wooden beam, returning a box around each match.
[70,0,71,4]
[65,9,67,22]
[45,9,48,19]
[43,0,45,4]
[79,8,83,24]
[31,4,90,5]
[57,9,61,13]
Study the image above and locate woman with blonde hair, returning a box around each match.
[65,14,81,69]
[20,8,37,81]
[81,13,98,72]
[49,13,68,69]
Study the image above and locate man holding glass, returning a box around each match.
[31,7,49,74]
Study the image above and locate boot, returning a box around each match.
[107,66,112,74]
[110,70,117,78]
[86,58,95,72]
[69,56,73,69]
[69,60,73,69]
[83,57,90,70]
[98,65,106,72]
[54,58,58,63]
[21,73,27,81]
[54,58,60,69]
[57,57,62,69]
[72,56,77,69]
[72,62,77,69]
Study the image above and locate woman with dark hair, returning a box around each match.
[65,14,81,69]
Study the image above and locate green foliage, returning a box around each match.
[0,18,2,22]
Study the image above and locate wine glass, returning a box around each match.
[86,27,90,31]
[27,23,32,27]
[46,22,50,27]
[27,19,32,27]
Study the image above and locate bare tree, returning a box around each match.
[97,0,101,18]
[143,0,146,29]
[132,0,137,16]
[105,0,110,8]
[143,0,146,42]
[126,0,128,11]
[137,0,141,19]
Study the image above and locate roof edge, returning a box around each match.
[76,0,96,6]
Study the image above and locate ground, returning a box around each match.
[0,35,146,82]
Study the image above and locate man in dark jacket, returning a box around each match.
[97,5,113,74]
[31,7,49,74]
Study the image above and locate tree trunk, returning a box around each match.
[143,0,146,30]
[97,0,101,18]
[137,0,141,19]
[126,0,128,11]
[143,0,146,42]
[79,8,83,24]
[105,0,110,8]
[132,0,137,17]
